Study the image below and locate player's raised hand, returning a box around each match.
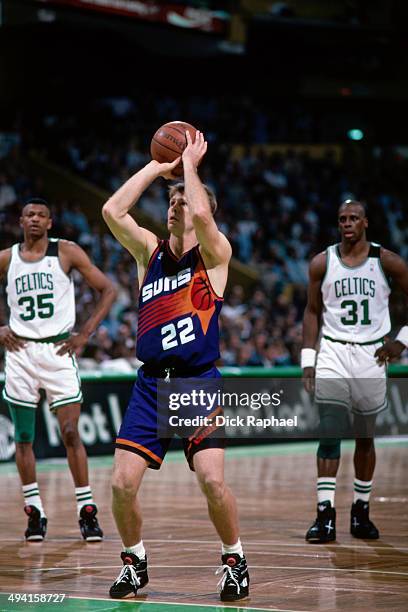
[0,326,26,351]
[375,340,405,364]
[302,366,316,394]
[182,130,207,169]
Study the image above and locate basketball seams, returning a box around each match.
[168,126,188,137]
[151,136,181,155]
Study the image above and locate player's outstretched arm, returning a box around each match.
[55,241,117,356]
[182,131,232,267]
[375,249,408,363]
[301,252,326,392]
[102,158,180,263]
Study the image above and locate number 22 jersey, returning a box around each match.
[136,240,223,367]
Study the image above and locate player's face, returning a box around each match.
[167,192,193,235]
[20,204,52,238]
[338,206,367,243]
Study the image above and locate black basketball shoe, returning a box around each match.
[79,504,103,541]
[350,500,379,539]
[24,505,47,541]
[216,553,250,602]
[305,500,336,543]
[109,552,149,599]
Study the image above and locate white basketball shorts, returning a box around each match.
[315,337,387,415]
[3,341,83,412]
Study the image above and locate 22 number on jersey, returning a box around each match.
[161,316,196,350]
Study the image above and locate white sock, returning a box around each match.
[22,482,46,518]
[123,540,146,559]
[317,477,336,506]
[222,538,243,557]
[75,486,95,515]
[354,478,372,503]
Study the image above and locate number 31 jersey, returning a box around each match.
[136,240,223,367]
[6,239,76,339]
[321,243,391,343]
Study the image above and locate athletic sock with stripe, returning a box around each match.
[22,482,46,518]
[317,477,336,506]
[353,478,372,503]
[75,486,95,516]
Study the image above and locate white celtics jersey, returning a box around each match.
[321,243,391,343]
[6,239,75,339]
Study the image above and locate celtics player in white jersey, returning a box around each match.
[301,200,408,543]
[0,198,117,541]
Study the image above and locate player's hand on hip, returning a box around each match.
[182,130,207,169]
[375,340,405,364]
[302,366,316,394]
[0,326,26,351]
[55,332,88,357]
[149,158,181,180]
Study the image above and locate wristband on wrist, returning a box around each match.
[301,348,317,369]
[396,326,408,349]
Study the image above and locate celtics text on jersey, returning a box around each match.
[6,239,75,339]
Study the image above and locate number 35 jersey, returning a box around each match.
[136,240,223,367]
[321,243,391,343]
[6,239,75,339]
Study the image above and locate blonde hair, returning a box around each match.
[168,182,217,215]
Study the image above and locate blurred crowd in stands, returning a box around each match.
[1,99,408,370]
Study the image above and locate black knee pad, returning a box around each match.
[318,403,351,438]
[317,439,341,459]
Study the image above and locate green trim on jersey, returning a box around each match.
[323,334,385,346]
[18,332,70,343]
[334,243,375,270]
[321,247,330,285]
[378,253,392,291]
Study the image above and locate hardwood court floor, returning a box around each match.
[0,440,407,612]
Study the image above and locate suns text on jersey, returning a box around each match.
[141,268,191,303]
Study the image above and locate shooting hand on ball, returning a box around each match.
[182,130,207,169]
[149,157,181,180]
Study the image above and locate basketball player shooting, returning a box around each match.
[102,131,250,601]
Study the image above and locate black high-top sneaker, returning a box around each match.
[350,500,379,539]
[24,505,47,541]
[305,500,336,543]
[109,552,149,599]
[79,504,103,541]
[216,553,250,602]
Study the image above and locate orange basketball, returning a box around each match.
[150,121,197,176]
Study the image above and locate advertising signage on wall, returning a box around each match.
[1,369,408,462]
[35,0,230,33]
